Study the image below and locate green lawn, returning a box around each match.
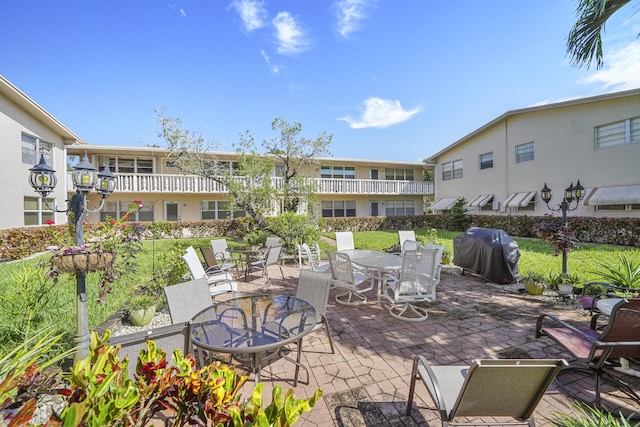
[1,231,638,353]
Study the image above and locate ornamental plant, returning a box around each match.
[533,220,578,256]
[1,330,322,426]
[44,200,146,303]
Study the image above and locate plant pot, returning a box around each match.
[441,253,452,265]
[557,284,574,295]
[129,305,156,327]
[53,252,115,273]
[524,281,545,296]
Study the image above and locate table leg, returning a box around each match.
[253,352,261,384]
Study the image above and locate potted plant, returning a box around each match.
[520,272,547,296]
[548,272,580,295]
[126,294,157,326]
[46,200,145,303]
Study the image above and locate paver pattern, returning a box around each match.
[226,263,640,426]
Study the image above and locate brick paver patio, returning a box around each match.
[229,263,640,426]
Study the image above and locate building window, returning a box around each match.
[479,152,493,170]
[320,166,355,179]
[98,156,154,174]
[385,200,415,216]
[442,160,463,181]
[517,199,535,211]
[595,204,640,211]
[321,200,356,217]
[385,168,414,180]
[516,142,534,163]
[100,200,154,222]
[22,133,53,165]
[201,200,245,220]
[595,116,640,148]
[23,196,54,226]
[274,164,286,177]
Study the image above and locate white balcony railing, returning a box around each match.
[67,173,434,196]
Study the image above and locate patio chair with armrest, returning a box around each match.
[406,356,567,427]
[335,231,355,252]
[383,245,444,322]
[535,298,640,408]
[249,245,285,284]
[327,251,374,306]
[398,230,416,248]
[209,239,238,275]
[199,246,235,276]
[182,246,237,299]
[164,278,212,324]
[300,243,331,273]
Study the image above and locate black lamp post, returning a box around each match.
[29,151,116,362]
[540,180,584,275]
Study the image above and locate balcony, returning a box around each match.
[67,173,434,196]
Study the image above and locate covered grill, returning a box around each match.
[453,227,520,284]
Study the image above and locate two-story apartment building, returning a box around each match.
[65,145,432,224]
[1,74,432,230]
[427,89,640,218]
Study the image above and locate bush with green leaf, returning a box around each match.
[552,402,640,427]
[592,254,640,289]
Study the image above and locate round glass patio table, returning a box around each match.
[190,294,317,385]
[227,247,264,280]
[339,249,403,303]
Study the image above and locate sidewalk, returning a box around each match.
[235,263,640,426]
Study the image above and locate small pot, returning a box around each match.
[129,306,156,327]
[557,284,574,295]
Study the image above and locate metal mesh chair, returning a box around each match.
[327,251,374,306]
[406,356,567,427]
[536,298,640,407]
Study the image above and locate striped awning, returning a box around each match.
[584,185,640,206]
[428,197,461,212]
[504,191,536,208]
[468,194,494,207]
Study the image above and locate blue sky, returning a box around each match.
[2,1,640,161]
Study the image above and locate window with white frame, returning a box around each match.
[201,200,245,220]
[100,200,154,222]
[595,116,640,149]
[97,156,154,174]
[22,133,53,165]
[442,160,463,180]
[24,196,55,226]
[515,142,534,163]
[385,200,415,216]
[479,152,493,170]
[320,166,355,179]
[385,168,414,180]
[321,200,356,217]
[596,204,640,211]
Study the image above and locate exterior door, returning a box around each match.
[370,201,379,217]
[165,202,179,221]
[370,169,379,180]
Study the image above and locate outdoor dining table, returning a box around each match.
[227,247,264,280]
[190,294,317,385]
[339,249,403,303]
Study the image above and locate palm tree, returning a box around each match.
[567,0,632,69]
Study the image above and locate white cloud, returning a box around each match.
[179,8,186,17]
[260,49,281,74]
[334,0,375,38]
[582,40,640,91]
[229,0,267,33]
[273,11,310,56]
[338,97,422,129]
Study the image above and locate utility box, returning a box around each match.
[453,227,520,284]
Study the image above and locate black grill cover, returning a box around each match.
[453,227,520,284]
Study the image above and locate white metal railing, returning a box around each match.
[67,173,434,196]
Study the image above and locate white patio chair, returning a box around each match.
[182,246,237,298]
[327,251,374,306]
[335,231,355,251]
[300,243,331,273]
[382,245,445,321]
[398,230,416,248]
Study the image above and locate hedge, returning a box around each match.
[1,214,638,262]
